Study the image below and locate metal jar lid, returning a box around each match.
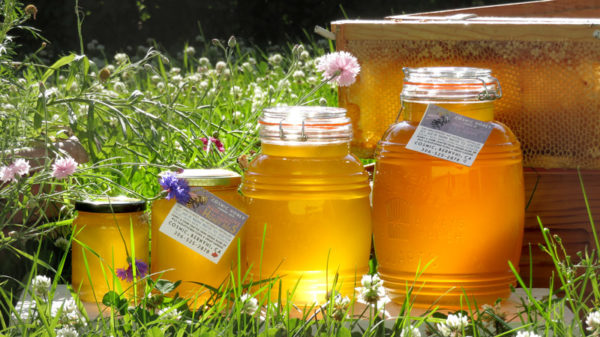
[173,168,241,187]
[401,66,502,103]
[75,196,146,213]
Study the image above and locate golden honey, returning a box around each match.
[372,67,525,309]
[241,106,372,305]
[71,198,148,302]
[151,169,244,304]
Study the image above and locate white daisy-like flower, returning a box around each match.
[437,313,469,337]
[587,311,600,333]
[55,326,78,337]
[240,293,259,315]
[158,307,181,320]
[31,275,51,298]
[400,325,421,337]
[114,53,128,65]
[515,331,541,337]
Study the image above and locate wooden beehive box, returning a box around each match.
[332,0,600,287]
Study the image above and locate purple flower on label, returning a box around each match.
[159,171,191,204]
[116,259,148,282]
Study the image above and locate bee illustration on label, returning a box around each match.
[431,114,450,130]
[187,194,208,208]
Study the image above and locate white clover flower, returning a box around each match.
[199,81,209,90]
[186,74,200,83]
[169,67,181,75]
[157,82,165,91]
[114,53,128,65]
[113,81,127,94]
[151,75,161,83]
[52,298,84,325]
[230,85,242,97]
[233,111,243,119]
[106,64,115,73]
[44,87,59,99]
[54,237,70,251]
[268,53,283,65]
[437,313,469,337]
[361,274,382,288]
[300,50,310,60]
[400,325,421,337]
[319,97,328,106]
[185,46,196,55]
[171,74,183,83]
[516,331,541,337]
[158,307,181,320]
[55,326,78,337]
[330,294,350,321]
[31,275,51,298]
[248,57,257,65]
[293,70,305,80]
[587,311,600,334]
[198,57,210,67]
[215,61,227,73]
[277,79,290,91]
[241,62,253,73]
[306,76,318,85]
[239,293,259,315]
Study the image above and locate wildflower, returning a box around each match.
[233,111,243,119]
[169,67,181,75]
[98,67,111,82]
[516,331,541,337]
[436,313,469,337]
[198,57,210,67]
[114,53,128,65]
[293,70,305,80]
[241,62,253,73]
[185,46,196,55]
[54,237,70,251]
[307,76,318,85]
[53,298,83,325]
[158,307,181,320]
[230,85,242,97]
[400,325,421,337]
[587,310,600,335]
[201,137,225,153]
[55,326,78,337]
[300,50,310,60]
[116,258,148,282]
[268,54,283,65]
[157,82,165,91]
[248,57,257,65]
[113,81,127,94]
[51,157,78,179]
[227,35,237,48]
[159,171,191,204]
[317,51,360,87]
[215,61,227,74]
[31,275,51,298]
[330,294,350,321]
[0,165,15,182]
[356,273,391,313]
[318,97,327,106]
[151,75,161,83]
[24,4,38,20]
[239,293,259,315]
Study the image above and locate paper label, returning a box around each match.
[159,187,248,264]
[405,104,493,166]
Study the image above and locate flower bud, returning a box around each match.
[24,4,37,20]
[98,67,111,82]
[228,36,237,48]
[212,38,223,48]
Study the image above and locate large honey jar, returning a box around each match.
[151,169,244,303]
[72,197,148,302]
[241,106,372,305]
[372,67,524,309]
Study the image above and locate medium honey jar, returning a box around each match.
[372,67,525,308]
[241,106,372,305]
[151,169,244,303]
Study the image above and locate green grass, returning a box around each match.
[1,0,600,336]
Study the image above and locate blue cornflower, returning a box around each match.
[159,171,191,204]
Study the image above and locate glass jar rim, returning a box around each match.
[75,196,146,213]
[259,106,352,143]
[401,66,502,102]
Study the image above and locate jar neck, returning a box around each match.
[402,101,495,122]
[260,141,351,157]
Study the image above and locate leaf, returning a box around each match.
[34,97,44,129]
[102,290,121,307]
[41,54,76,83]
[155,279,181,294]
[336,327,351,337]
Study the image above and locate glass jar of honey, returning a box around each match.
[151,169,244,303]
[372,67,525,309]
[71,197,148,302]
[241,106,372,305]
